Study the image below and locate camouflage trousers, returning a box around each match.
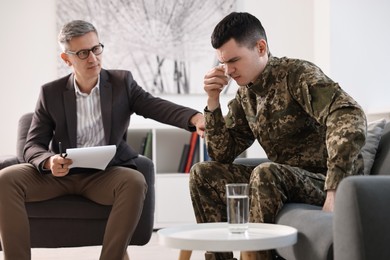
[189,161,326,260]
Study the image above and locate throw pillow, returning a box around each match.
[361,118,387,175]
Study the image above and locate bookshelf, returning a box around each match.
[126,121,202,228]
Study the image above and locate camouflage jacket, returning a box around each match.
[204,56,367,190]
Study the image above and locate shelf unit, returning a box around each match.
[127,121,201,228]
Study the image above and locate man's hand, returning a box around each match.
[322,189,336,212]
[44,154,73,177]
[190,113,205,138]
[204,65,229,111]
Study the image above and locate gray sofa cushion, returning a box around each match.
[370,121,390,175]
[361,118,387,175]
[276,204,333,260]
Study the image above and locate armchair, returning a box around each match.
[0,112,155,249]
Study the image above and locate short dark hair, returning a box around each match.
[211,12,268,49]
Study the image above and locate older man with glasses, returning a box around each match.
[0,20,204,260]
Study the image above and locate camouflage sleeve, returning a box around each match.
[288,61,367,190]
[204,97,255,163]
[324,106,366,189]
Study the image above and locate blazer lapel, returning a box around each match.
[63,75,78,147]
[99,70,112,144]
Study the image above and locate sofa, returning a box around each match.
[234,113,390,260]
[0,112,155,249]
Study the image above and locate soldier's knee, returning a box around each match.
[252,162,281,182]
[254,161,278,172]
[189,161,223,185]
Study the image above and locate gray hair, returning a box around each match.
[58,20,98,51]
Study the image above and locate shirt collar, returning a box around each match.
[74,75,100,97]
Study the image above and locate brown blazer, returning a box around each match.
[24,69,199,173]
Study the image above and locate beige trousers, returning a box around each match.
[0,163,147,260]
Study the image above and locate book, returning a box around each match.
[143,131,153,159]
[192,136,200,164]
[139,136,147,155]
[184,132,199,173]
[178,144,190,173]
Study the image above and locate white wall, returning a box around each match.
[0,0,57,155]
[0,0,388,155]
[243,0,316,62]
[330,0,390,114]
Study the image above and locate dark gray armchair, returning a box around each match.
[0,112,155,249]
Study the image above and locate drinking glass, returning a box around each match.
[226,183,249,234]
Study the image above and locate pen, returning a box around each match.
[59,142,67,158]
[59,141,62,156]
[59,142,67,168]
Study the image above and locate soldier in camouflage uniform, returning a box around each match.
[189,12,367,260]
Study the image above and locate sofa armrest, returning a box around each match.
[0,155,19,170]
[334,176,390,260]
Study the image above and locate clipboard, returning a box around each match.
[66,145,116,170]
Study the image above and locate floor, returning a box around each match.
[0,231,239,260]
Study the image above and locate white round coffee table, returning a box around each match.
[158,222,297,259]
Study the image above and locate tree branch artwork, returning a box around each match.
[56,0,236,94]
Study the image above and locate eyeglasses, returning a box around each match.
[66,43,104,60]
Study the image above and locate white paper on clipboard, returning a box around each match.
[66,145,116,170]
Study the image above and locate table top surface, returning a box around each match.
[157,222,297,251]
